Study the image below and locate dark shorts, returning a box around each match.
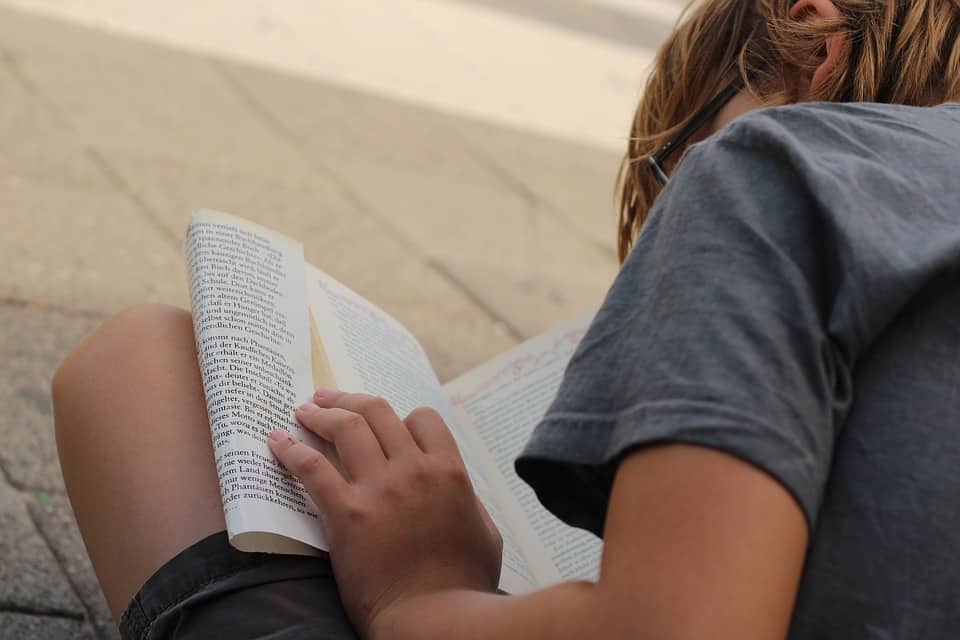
[119,531,359,639]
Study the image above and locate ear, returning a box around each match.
[789,0,846,98]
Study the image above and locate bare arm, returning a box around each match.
[372,444,808,640]
[270,390,808,640]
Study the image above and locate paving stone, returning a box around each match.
[308,157,618,338]
[0,61,108,190]
[0,613,92,640]
[0,306,99,491]
[224,64,618,337]
[0,175,189,314]
[0,6,319,183]
[29,494,119,640]
[219,24,625,257]
[96,150,518,380]
[458,120,624,254]
[0,478,84,616]
[221,62,514,190]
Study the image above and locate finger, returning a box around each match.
[404,406,460,456]
[296,404,387,481]
[315,389,418,459]
[268,430,348,513]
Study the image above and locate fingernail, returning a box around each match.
[297,402,319,414]
[269,429,287,443]
[314,387,339,400]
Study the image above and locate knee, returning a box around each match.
[52,303,195,418]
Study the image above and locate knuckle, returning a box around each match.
[443,461,471,487]
[341,498,370,525]
[339,412,367,433]
[407,459,435,487]
[408,406,440,423]
[294,451,327,478]
[359,395,392,414]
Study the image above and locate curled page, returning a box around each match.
[305,265,541,593]
[186,210,325,554]
[445,315,603,584]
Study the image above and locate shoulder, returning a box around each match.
[657,101,960,238]
[689,101,960,172]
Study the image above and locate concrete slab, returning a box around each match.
[0,478,84,616]
[222,62,619,337]
[0,8,520,375]
[0,353,66,493]
[93,151,517,380]
[312,157,618,337]
[0,613,92,640]
[0,61,107,190]
[0,305,99,490]
[458,120,625,254]
[218,63,519,192]
[0,0,659,151]
[0,176,188,313]
[29,494,118,640]
[222,60,621,256]
[0,6,320,183]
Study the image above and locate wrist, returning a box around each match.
[365,591,438,640]
[365,579,497,640]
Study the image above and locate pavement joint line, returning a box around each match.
[210,58,426,250]
[454,132,543,208]
[0,459,15,492]
[0,41,40,95]
[0,604,85,621]
[212,57,527,337]
[458,137,619,259]
[426,259,524,342]
[0,297,106,320]
[20,491,104,637]
[82,148,184,250]
[0,39,185,255]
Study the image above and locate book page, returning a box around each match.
[305,265,540,593]
[186,210,326,554]
[444,316,603,583]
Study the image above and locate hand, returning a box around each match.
[268,388,503,637]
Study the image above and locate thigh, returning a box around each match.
[53,304,227,619]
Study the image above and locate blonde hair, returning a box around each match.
[616,0,960,262]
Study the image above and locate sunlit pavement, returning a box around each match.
[0,1,679,636]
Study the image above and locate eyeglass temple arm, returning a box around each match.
[650,79,745,168]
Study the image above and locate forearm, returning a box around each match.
[369,580,611,640]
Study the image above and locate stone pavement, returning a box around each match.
[0,1,675,637]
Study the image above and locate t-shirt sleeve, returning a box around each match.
[515,129,850,538]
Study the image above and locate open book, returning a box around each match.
[185,210,602,594]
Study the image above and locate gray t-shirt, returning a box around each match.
[516,101,960,637]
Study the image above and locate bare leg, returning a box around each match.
[53,304,225,621]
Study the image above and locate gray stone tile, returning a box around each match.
[0,354,64,492]
[310,157,618,338]
[29,495,119,640]
[221,63,512,191]
[0,613,92,640]
[96,150,518,380]
[226,51,623,256]
[224,62,618,337]
[0,478,83,616]
[0,175,189,314]
[458,120,625,254]
[0,62,107,190]
[0,6,317,182]
[0,306,99,491]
